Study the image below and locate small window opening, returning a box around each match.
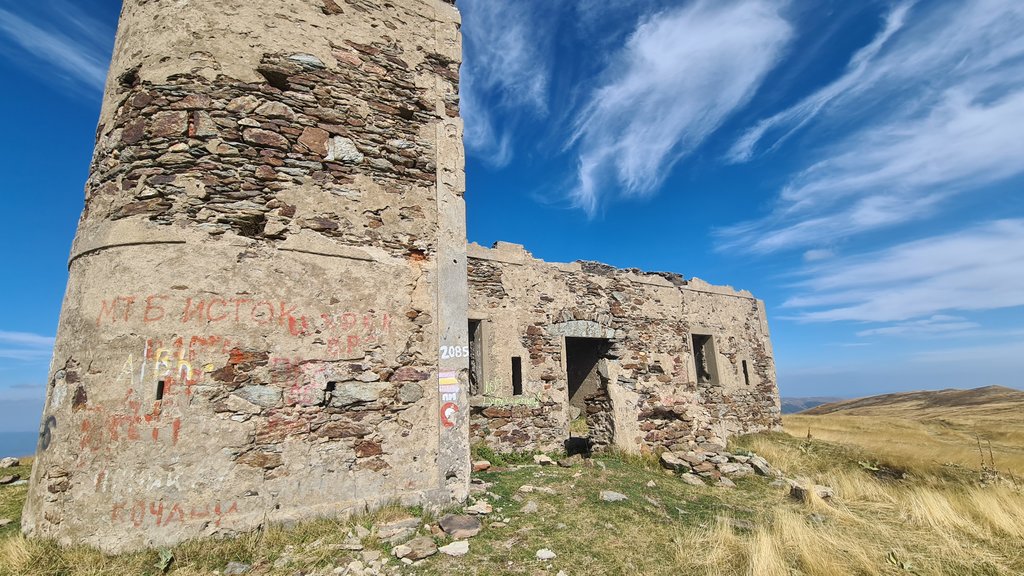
[691,334,720,385]
[511,357,523,396]
[156,379,166,401]
[742,360,750,386]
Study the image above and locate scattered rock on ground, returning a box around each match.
[340,560,365,575]
[0,475,19,485]
[790,483,835,502]
[518,484,556,494]
[0,458,18,468]
[660,452,689,471]
[749,456,776,476]
[340,535,364,550]
[600,490,628,502]
[0,519,12,528]
[466,501,492,515]
[472,460,491,472]
[645,480,657,488]
[536,548,557,561]
[534,454,556,466]
[361,550,381,562]
[680,452,706,466]
[224,562,252,575]
[439,540,470,557]
[377,517,421,541]
[680,473,705,486]
[558,454,584,468]
[717,477,736,489]
[401,536,437,560]
[522,500,539,514]
[728,518,755,532]
[392,544,412,559]
[719,463,755,478]
[439,514,482,539]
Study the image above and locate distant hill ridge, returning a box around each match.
[780,397,844,414]
[801,385,1024,416]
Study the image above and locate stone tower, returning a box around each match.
[23,0,467,552]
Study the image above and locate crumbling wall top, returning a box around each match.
[467,242,757,299]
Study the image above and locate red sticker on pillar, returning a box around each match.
[439,371,459,427]
[440,402,459,428]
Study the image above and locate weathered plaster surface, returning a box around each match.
[24,0,466,553]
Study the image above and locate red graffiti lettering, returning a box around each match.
[149,502,165,527]
[165,504,185,526]
[207,298,229,322]
[181,298,206,323]
[112,500,237,529]
[341,312,357,331]
[143,295,167,323]
[96,295,138,325]
[232,298,251,322]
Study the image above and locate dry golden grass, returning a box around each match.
[787,386,1024,478]
[3,427,1023,574]
[687,434,1024,576]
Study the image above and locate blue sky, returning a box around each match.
[1,0,1023,433]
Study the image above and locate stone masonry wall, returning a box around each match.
[467,242,781,455]
[24,0,468,553]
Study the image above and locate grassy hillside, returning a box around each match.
[2,429,1023,575]
[787,385,1024,478]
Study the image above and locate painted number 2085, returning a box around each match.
[439,346,470,359]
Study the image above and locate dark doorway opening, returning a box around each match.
[468,320,483,395]
[565,337,613,452]
[566,337,608,408]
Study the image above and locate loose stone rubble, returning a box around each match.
[658,447,781,484]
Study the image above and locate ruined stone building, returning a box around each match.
[24,0,779,553]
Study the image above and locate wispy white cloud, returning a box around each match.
[0,330,54,362]
[718,0,1024,254]
[727,1,916,163]
[0,331,55,348]
[911,339,1024,365]
[458,0,551,167]
[855,315,979,337]
[567,0,792,214]
[0,0,114,94]
[782,219,1024,323]
[802,248,834,262]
